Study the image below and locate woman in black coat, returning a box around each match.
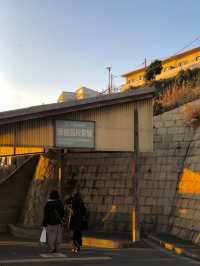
[65,193,87,253]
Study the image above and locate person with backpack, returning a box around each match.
[65,193,87,253]
[43,190,65,253]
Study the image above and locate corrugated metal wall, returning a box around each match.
[0,118,54,148]
[138,99,153,152]
[62,100,153,152]
[0,99,153,153]
[71,103,134,152]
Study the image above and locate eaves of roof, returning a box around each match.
[0,86,155,125]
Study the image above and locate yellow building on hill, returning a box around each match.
[122,46,200,91]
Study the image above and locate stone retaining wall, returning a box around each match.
[169,125,200,243]
[21,155,59,227]
[62,152,135,232]
[138,99,200,245]
[138,107,194,233]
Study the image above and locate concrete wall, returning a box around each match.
[0,156,39,232]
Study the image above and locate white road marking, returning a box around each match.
[0,256,112,264]
[40,253,67,258]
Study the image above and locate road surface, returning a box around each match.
[0,239,199,265]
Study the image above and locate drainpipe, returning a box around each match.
[132,101,140,242]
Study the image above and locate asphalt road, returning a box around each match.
[0,240,200,266]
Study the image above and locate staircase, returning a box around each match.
[0,155,39,232]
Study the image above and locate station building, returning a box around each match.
[0,87,154,234]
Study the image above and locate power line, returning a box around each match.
[130,35,200,76]
[130,34,200,73]
[103,34,200,93]
[173,35,200,56]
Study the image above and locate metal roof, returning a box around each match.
[0,86,155,125]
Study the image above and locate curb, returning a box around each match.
[148,235,200,261]
[82,237,126,249]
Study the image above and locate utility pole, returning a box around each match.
[144,58,147,69]
[111,74,113,93]
[106,66,112,94]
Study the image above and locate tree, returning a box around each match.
[144,60,163,82]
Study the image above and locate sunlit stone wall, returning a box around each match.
[138,101,195,234]
[169,125,200,243]
[22,155,59,226]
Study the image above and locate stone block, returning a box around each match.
[108,188,115,196]
[157,128,168,135]
[115,180,126,188]
[105,180,115,188]
[114,196,124,205]
[163,206,172,215]
[164,120,176,128]
[124,197,133,205]
[141,206,152,214]
[154,120,164,128]
[175,119,184,127]
[105,196,113,204]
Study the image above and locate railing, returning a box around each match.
[0,156,28,182]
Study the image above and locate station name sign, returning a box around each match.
[55,120,95,148]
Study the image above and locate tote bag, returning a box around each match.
[40,227,47,246]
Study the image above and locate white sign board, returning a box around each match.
[55,120,95,148]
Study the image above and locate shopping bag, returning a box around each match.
[40,227,47,246]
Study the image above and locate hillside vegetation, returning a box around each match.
[152,68,200,115]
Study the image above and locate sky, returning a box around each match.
[0,0,200,111]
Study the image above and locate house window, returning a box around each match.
[196,56,200,61]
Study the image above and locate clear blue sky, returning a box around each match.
[0,0,200,111]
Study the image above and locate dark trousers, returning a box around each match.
[73,229,82,248]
